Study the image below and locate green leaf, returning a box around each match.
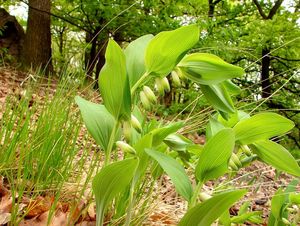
[178,190,246,226]
[200,83,235,117]
[231,211,263,224]
[252,140,300,177]
[124,34,154,88]
[163,133,193,152]
[219,211,231,226]
[268,180,298,226]
[270,188,285,223]
[196,129,235,183]
[92,158,138,226]
[99,39,131,120]
[151,121,184,146]
[217,110,250,128]
[233,113,295,144]
[206,117,225,140]
[75,96,119,151]
[133,133,153,182]
[222,80,241,95]
[145,25,199,76]
[146,149,193,201]
[178,53,244,85]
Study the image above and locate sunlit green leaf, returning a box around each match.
[252,140,300,177]
[231,211,263,224]
[124,34,154,88]
[222,79,241,95]
[146,149,193,201]
[145,25,199,76]
[133,133,153,182]
[92,158,138,226]
[151,121,184,146]
[206,117,225,140]
[178,53,244,85]
[99,39,131,120]
[163,133,193,152]
[196,129,235,182]
[75,96,119,151]
[269,188,285,226]
[178,190,246,226]
[234,113,295,144]
[200,83,235,117]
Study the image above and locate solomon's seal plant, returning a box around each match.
[76,24,298,226]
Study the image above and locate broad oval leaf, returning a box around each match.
[133,133,153,182]
[217,110,250,128]
[206,117,225,140]
[151,121,184,146]
[223,79,241,95]
[252,140,300,177]
[124,34,154,88]
[196,129,235,183]
[163,133,193,152]
[99,39,131,120]
[200,83,235,118]
[233,113,295,144]
[145,25,199,77]
[178,190,247,226]
[92,158,138,226]
[75,96,119,151]
[146,148,193,201]
[178,53,244,85]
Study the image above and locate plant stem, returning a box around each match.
[125,180,136,226]
[104,122,119,166]
[189,181,203,209]
[131,72,150,95]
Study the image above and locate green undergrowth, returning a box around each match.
[0,72,101,224]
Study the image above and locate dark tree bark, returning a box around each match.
[85,31,98,78]
[208,0,223,18]
[22,0,53,75]
[94,41,107,88]
[0,8,25,61]
[252,0,283,98]
[261,48,271,98]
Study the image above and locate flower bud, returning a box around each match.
[116,141,136,155]
[231,153,242,168]
[155,78,165,96]
[140,91,151,110]
[161,77,170,92]
[123,121,132,142]
[199,192,212,201]
[241,145,252,156]
[171,71,181,87]
[143,86,157,104]
[281,217,290,225]
[131,115,142,133]
[229,159,239,171]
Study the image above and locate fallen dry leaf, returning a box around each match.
[26,196,54,218]
[0,195,13,213]
[20,209,68,226]
[0,212,11,225]
[75,221,96,226]
[87,203,96,221]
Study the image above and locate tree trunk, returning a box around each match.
[23,0,53,75]
[0,8,25,62]
[208,0,215,18]
[85,31,98,78]
[94,41,107,89]
[261,48,271,98]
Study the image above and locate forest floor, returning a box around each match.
[0,66,299,226]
